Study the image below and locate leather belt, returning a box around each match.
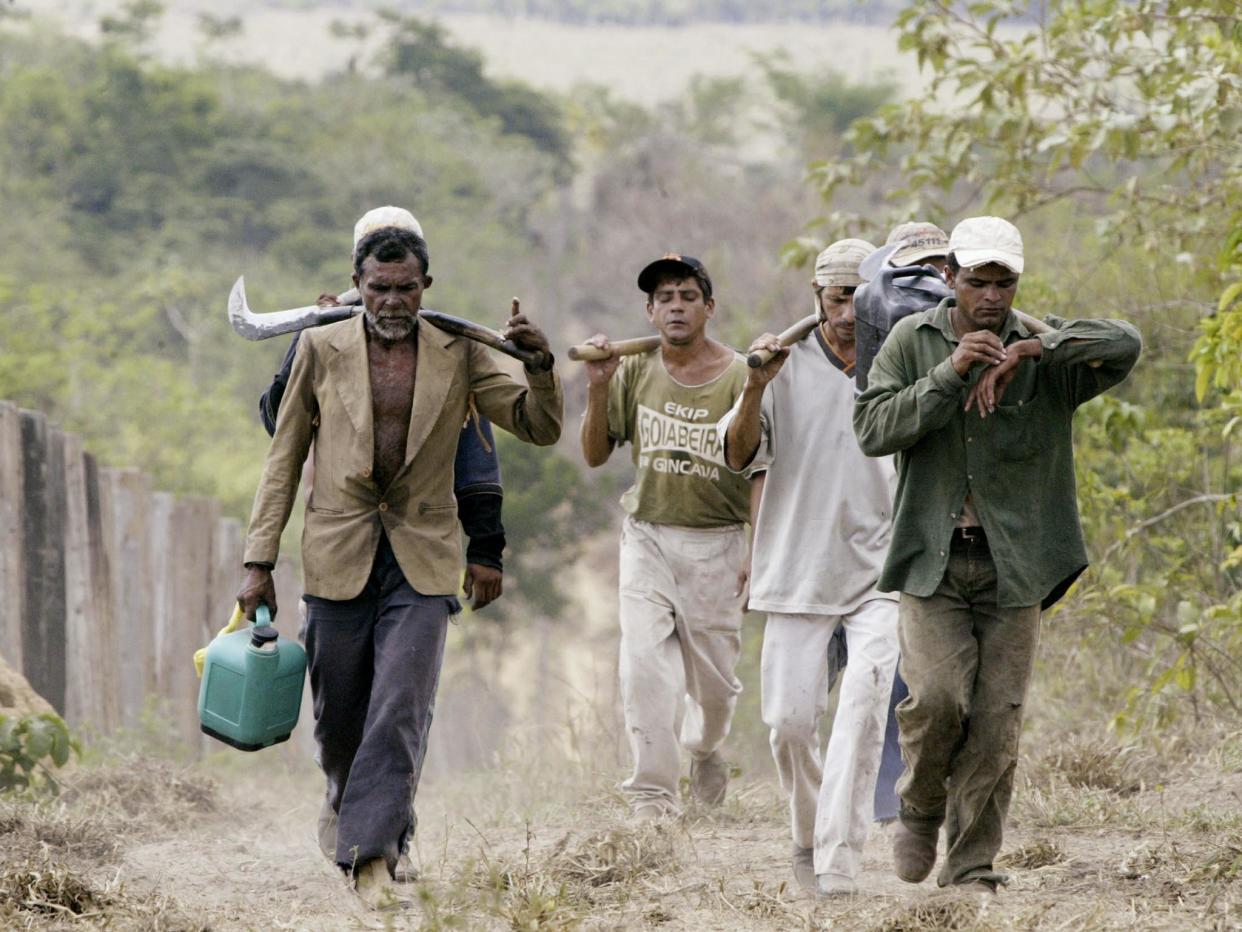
[950,526,987,547]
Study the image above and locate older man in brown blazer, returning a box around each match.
[237,225,562,909]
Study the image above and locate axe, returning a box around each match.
[227,277,547,368]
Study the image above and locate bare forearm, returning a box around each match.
[749,471,765,525]
[581,383,614,467]
[724,384,765,471]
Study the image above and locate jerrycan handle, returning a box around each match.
[251,604,279,649]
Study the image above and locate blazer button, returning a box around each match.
[362,467,372,478]
[378,502,388,513]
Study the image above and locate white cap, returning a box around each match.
[352,206,424,251]
[948,216,1024,274]
[814,238,876,287]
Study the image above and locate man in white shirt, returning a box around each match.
[722,239,899,897]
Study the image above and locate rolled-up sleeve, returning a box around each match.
[1036,317,1143,408]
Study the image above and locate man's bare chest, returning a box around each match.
[367,340,417,486]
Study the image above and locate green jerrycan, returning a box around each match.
[198,605,307,751]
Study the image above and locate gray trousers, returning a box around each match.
[304,534,454,874]
[895,535,1040,887]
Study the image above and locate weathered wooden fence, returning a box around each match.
[0,400,310,758]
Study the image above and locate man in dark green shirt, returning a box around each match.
[853,216,1141,893]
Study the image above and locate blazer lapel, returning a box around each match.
[403,316,457,470]
[326,316,372,441]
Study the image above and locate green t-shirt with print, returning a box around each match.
[606,348,751,528]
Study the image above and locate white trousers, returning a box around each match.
[761,601,899,880]
[618,516,747,813]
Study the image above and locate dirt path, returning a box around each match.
[108,752,1240,931]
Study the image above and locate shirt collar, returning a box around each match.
[917,298,1032,344]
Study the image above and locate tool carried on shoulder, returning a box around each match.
[567,335,663,361]
[746,313,823,368]
[227,277,546,368]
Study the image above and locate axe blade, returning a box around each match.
[228,276,357,341]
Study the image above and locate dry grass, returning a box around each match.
[1187,837,1242,884]
[59,757,217,834]
[0,856,112,920]
[712,876,803,923]
[0,800,120,862]
[549,821,680,890]
[872,893,983,932]
[0,756,219,930]
[996,837,1066,870]
[0,852,209,930]
[1037,738,1148,796]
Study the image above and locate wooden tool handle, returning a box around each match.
[417,309,546,368]
[568,335,663,362]
[747,314,822,368]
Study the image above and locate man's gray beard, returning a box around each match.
[364,307,417,342]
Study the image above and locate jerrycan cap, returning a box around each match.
[251,605,279,649]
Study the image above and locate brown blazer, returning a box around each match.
[243,314,563,599]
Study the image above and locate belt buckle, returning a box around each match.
[957,526,983,542]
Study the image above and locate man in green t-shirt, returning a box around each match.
[581,253,752,820]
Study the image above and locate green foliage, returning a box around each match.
[0,713,79,796]
[1190,217,1242,404]
[489,432,613,618]
[0,24,564,517]
[98,0,165,50]
[754,52,897,155]
[379,12,572,173]
[808,0,1241,255]
[799,0,1241,728]
[196,13,243,44]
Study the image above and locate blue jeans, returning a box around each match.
[826,624,906,821]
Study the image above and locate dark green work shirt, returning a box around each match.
[853,299,1142,608]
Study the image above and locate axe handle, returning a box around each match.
[747,314,822,368]
[339,288,545,366]
[416,310,547,368]
[568,335,663,362]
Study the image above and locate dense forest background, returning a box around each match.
[0,0,1238,750]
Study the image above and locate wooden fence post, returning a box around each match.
[201,516,241,755]
[271,556,315,764]
[149,491,175,732]
[62,436,120,731]
[158,496,220,750]
[19,411,67,714]
[104,468,155,729]
[0,402,24,669]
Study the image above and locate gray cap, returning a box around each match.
[814,238,876,287]
[885,221,949,266]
